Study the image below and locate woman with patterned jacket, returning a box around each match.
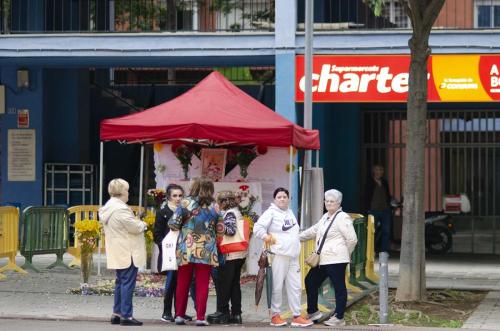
[168,177,222,326]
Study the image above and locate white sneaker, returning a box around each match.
[196,320,210,326]
[175,316,186,325]
[307,311,323,323]
[323,315,346,327]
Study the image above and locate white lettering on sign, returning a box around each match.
[439,78,478,90]
[490,65,499,76]
[490,65,500,92]
[299,64,409,94]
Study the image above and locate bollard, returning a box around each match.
[379,251,389,324]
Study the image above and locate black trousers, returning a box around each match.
[305,263,348,319]
[215,258,246,314]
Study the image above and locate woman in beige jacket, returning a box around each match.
[299,189,358,327]
[99,178,147,326]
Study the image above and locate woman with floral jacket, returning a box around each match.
[168,177,222,326]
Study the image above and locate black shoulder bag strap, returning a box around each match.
[316,211,340,254]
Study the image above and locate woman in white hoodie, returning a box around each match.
[99,178,147,326]
[300,189,358,327]
[253,187,313,328]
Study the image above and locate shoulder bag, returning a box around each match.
[305,211,340,268]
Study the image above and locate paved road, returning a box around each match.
[0,318,490,331]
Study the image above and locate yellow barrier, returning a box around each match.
[0,206,27,275]
[365,215,379,282]
[67,205,143,268]
[300,240,316,290]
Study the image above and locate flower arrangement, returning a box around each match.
[146,188,166,209]
[74,219,102,254]
[172,144,194,179]
[234,147,258,178]
[236,185,259,236]
[142,210,156,245]
[74,219,102,284]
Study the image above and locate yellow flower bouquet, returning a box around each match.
[142,210,157,269]
[143,210,156,245]
[74,219,101,284]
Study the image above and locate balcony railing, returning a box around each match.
[0,0,274,33]
[0,0,497,34]
[297,0,500,31]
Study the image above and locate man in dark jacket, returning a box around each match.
[364,165,392,253]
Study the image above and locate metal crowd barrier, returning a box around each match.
[66,205,141,268]
[0,206,27,278]
[20,206,69,272]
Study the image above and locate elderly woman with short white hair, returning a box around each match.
[299,189,358,327]
[99,178,147,326]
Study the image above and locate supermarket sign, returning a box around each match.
[295,54,500,102]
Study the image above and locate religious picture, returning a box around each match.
[201,148,227,182]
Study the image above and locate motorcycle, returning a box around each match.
[423,211,455,254]
[389,199,457,254]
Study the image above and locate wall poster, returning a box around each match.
[201,148,227,182]
[8,129,36,181]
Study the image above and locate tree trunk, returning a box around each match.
[395,0,445,302]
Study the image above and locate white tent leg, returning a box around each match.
[139,144,144,212]
[98,141,104,277]
[289,145,293,200]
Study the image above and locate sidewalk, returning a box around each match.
[1,253,500,330]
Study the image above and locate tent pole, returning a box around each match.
[98,141,104,277]
[289,145,293,200]
[139,144,145,212]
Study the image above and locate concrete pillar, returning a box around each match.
[275,0,299,212]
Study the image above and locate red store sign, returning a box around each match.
[295,54,500,103]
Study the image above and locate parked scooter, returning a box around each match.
[390,195,469,254]
[423,211,455,254]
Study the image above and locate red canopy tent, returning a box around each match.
[96,72,320,275]
[100,71,320,149]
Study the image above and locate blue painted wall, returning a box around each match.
[44,69,90,164]
[0,67,44,208]
[311,103,361,213]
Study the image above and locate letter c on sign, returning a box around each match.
[299,74,320,93]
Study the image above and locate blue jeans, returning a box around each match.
[370,209,392,253]
[113,262,138,318]
[305,263,348,319]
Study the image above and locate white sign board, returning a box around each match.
[8,129,36,181]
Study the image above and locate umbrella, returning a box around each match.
[265,257,273,311]
[255,248,269,307]
[255,240,275,316]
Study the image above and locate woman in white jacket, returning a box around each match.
[253,187,313,328]
[300,189,358,327]
[99,178,147,326]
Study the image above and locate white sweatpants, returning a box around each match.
[270,254,302,317]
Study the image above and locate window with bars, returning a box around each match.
[475,0,500,27]
[382,0,410,28]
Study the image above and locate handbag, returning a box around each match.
[305,211,340,268]
[218,217,250,254]
[161,230,180,271]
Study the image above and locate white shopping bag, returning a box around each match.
[161,230,179,271]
